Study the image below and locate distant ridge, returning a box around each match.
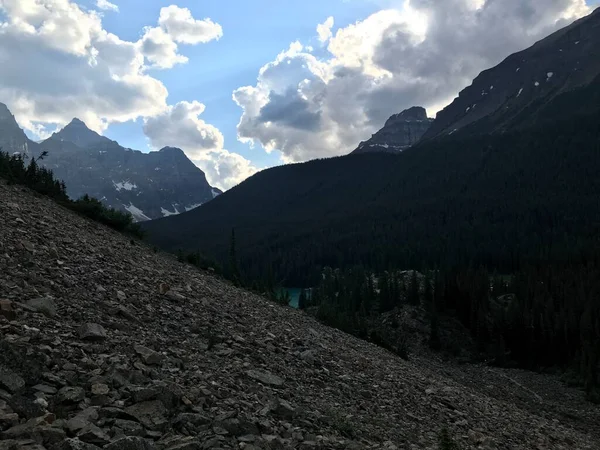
[0,104,221,220]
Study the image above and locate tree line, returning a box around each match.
[302,262,600,403]
[0,150,143,237]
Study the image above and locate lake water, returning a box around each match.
[281,288,301,309]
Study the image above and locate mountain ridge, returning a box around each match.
[422,6,600,140]
[0,104,220,221]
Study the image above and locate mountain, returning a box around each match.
[0,108,220,221]
[0,103,36,156]
[142,8,600,285]
[52,117,114,148]
[1,179,599,449]
[423,7,600,140]
[353,106,433,154]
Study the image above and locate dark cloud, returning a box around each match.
[258,89,322,131]
[235,0,590,162]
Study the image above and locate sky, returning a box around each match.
[0,0,598,190]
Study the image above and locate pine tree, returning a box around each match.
[298,289,307,309]
[408,271,420,305]
[229,228,241,284]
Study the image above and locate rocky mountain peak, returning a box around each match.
[385,106,429,124]
[0,102,12,116]
[51,118,113,148]
[353,106,433,154]
[0,102,21,129]
[0,103,33,156]
[159,146,186,157]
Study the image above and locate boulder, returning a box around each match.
[0,300,16,321]
[25,297,57,317]
[124,400,168,431]
[78,324,107,342]
[0,368,25,393]
[56,387,85,404]
[133,346,165,366]
[246,370,284,387]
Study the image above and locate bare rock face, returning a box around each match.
[0,179,599,449]
[353,106,433,154]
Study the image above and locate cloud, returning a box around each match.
[143,101,224,157]
[96,0,118,12]
[0,0,222,133]
[234,0,591,162]
[140,26,189,69]
[139,5,223,69]
[0,0,250,189]
[158,5,223,44]
[194,150,260,191]
[143,101,259,190]
[140,5,222,70]
[317,16,334,43]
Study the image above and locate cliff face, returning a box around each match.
[353,106,433,154]
[1,179,599,449]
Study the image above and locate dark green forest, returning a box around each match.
[144,77,600,287]
[306,264,600,402]
[0,150,143,237]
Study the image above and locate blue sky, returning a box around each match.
[1,0,598,189]
[95,0,382,169]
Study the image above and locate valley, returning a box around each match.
[1,179,599,449]
[1,3,600,449]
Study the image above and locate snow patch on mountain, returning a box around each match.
[185,203,203,212]
[113,181,137,191]
[161,205,180,217]
[124,203,151,221]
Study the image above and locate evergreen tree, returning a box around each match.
[229,228,241,284]
[298,289,307,309]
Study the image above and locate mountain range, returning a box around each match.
[143,7,600,284]
[0,105,221,221]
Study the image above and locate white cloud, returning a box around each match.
[96,0,118,12]
[0,0,250,189]
[143,101,259,190]
[234,0,591,162]
[158,5,223,44]
[194,150,260,191]
[317,16,334,43]
[140,25,189,69]
[143,101,224,157]
[139,5,222,70]
[0,0,222,133]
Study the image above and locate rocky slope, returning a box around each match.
[353,107,433,154]
[1,181,599,449]
[0,104,221,221]
[423,7,600,139]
